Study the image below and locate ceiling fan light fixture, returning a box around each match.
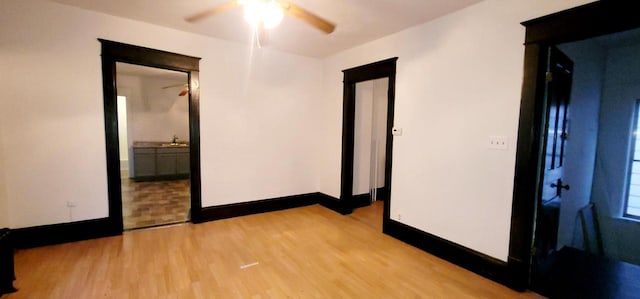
[262,1,284,29]
[241,0,283,30]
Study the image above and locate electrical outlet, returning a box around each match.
[66,201,77,208]
[488,136,508,150]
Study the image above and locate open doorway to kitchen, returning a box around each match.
[116,62,191,230]
[100,39,203,233]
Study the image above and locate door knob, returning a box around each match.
[550,182,570,190]
[550,178,570,197]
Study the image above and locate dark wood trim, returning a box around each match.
[512,1,640,291]
[0,229,16,295]
[316,193,352,215]
[384,219,516,289]
[342,58,398,83]
[509,43,547,291]
[352,187,389,208]
[198,193,319,222]
[352,194,371,209]
[340,57,398,215]
[521,1,640,45]
[188,70,203,222]
[11,218,117,249]
[98,39,200,72]
[99,39,203,230]
[10,192,346,248]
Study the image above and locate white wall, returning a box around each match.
[592,43,640,265]
[372,79,389,188]
[116,96,129,163]
[0,124,8,228]
[353,78,388,195]
[318,0,596,261]
[0,0,600,263]
[117,73,190,144]
[353,81,374,195]
[556,41,605,250]
[0,0,323,228]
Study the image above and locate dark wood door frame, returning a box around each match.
[99,39,203,233]
[510,1,640,290]
[339,57,397,224]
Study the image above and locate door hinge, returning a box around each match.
[546,71,553,82]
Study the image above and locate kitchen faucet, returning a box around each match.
[172,134,178,144]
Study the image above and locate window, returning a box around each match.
[625,100,640,219]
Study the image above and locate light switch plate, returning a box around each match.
[489,136,508,150]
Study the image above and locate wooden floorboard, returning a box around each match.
[349,200,384,231]
[7,204,543,298]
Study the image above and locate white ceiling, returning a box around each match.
[51,0,482,58]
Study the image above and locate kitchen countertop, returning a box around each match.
[132,141,190,148]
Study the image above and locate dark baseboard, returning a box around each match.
[197,193,319,222]
[352,194,371,208]
[316,193,352,215]
[376,187,389,201]
[352,187,388,209]
[383,219,514,289]
[0,228,16,295]
[11,192,343,248]
[12,218,119,249]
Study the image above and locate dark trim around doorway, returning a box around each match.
[333,58,397,225]
[99,39,203,232]
[510,1,640,290]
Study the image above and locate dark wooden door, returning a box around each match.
[531,46,574,291]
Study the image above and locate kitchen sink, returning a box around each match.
[161,143,189,147]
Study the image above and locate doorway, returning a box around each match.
[340,58,397,230]
[100,39,203,233]
[350,78,389,230]
[510,1,640,294]
[530,45,574,292]
[530,29,640,297]
[115,62,191,230]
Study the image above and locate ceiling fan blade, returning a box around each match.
[185,1,239,23]
[162,83,187,89]
[280,1,335,34]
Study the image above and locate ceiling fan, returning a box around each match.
[185,0,336,35]
[162,83,189,96]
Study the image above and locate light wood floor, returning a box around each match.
[8,204,544,298]
[350,200,384,231]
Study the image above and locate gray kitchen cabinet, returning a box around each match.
[132,146,190,181]
[176,152,190,174]
[157,153,178,175]
[133,149,156,178]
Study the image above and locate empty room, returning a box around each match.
[1,0,639,298]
